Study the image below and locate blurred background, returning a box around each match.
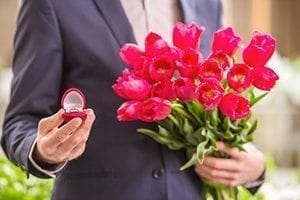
[1,0,300,199]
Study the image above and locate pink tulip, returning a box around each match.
[119,44,144,66]
[173,77,198,101]
[151,81,176,101]
[212,27,241,56]
[145,32,171,57]
[112,69,152,101]
[251,66,279,91]
[149,55,175,82]
[219,93,250,120]
[208,51,231,70]
[227,63,251,92]
[197,79,224,110]
[132,56,152,81]
[117,101,142,121]
[139,97,171,122]
[173,22,205,50]
[243,32,276,67]
[199,59,223,81]
[176,48,201,78]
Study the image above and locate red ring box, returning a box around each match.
[61,88,87,121]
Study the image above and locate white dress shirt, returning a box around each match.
[120,0,182,48]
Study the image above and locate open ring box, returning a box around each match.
[61,88,87,122]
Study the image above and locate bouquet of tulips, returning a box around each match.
[112,22,279,199]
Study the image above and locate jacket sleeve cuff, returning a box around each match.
[28,138,68,178]
[243,169,265,194]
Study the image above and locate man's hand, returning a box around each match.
[33,109,96,165]
[194,142,265,187]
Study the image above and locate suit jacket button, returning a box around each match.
[152,168,165,179]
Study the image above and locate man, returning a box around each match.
[1,0,265,199]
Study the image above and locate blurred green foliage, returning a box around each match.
[289,56,300,71]
[237,187,264,200]
[295,168,300,183]
[205,187,265,200]
[264,152,278,171]
[0,156,53,200]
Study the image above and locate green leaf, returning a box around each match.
[167,114,180,128]
[229,121,243,133]
[206,123,223,139]
[193,127,206,142]
[137,128,185,150]
[224,130,235,140]
[250,92,268,107]
[185,133,199,146]
[185,101,204,125]
[172,105,198,126]
[201,128,207,137]
[158,125,171,138]
[137,128,160,140]
[180,139,216,171]
[196,140,217,164]
[223,117,230,132]
[247,120,258,135]
[184,120,199,146]
[138,128,169,144]
[210,109,219,127]
[180,154,198,171]
[241,115,251,125]
[230,143,246,151]
[206,129,217,146]
[159,118,174,132]
[183,118,194,135]
[167,141,186,150]
[171,101,185,109]
[249,88,255,99]
[246,120,258,141]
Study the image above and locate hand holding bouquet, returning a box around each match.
[113,22,279,199]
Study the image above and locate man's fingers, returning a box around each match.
[202,156,240,171]
[195,165,241,187]
[56,109,95,155]
[46,118,83,147]
[78,109,96,133]
[216,142,245,160]
[67,142,86,161]
[195,163,238,180]
[56,128,88,156]
[38,109,65,135]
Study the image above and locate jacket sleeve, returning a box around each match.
[216,0,223,28]
[1,0,63,178]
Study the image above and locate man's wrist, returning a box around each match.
[244,169,265,188]
[33,141,60,167]
[29,139,67,178]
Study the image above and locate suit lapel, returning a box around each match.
[93,0,136,47]
[180,0,198,24]
[179,0,220,57]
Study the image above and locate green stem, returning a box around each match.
[216,185,222,200]
[204,180,238,200]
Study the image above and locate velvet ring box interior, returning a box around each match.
[61,88,87,121]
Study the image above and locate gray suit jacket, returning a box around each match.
[1,0,222,199]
